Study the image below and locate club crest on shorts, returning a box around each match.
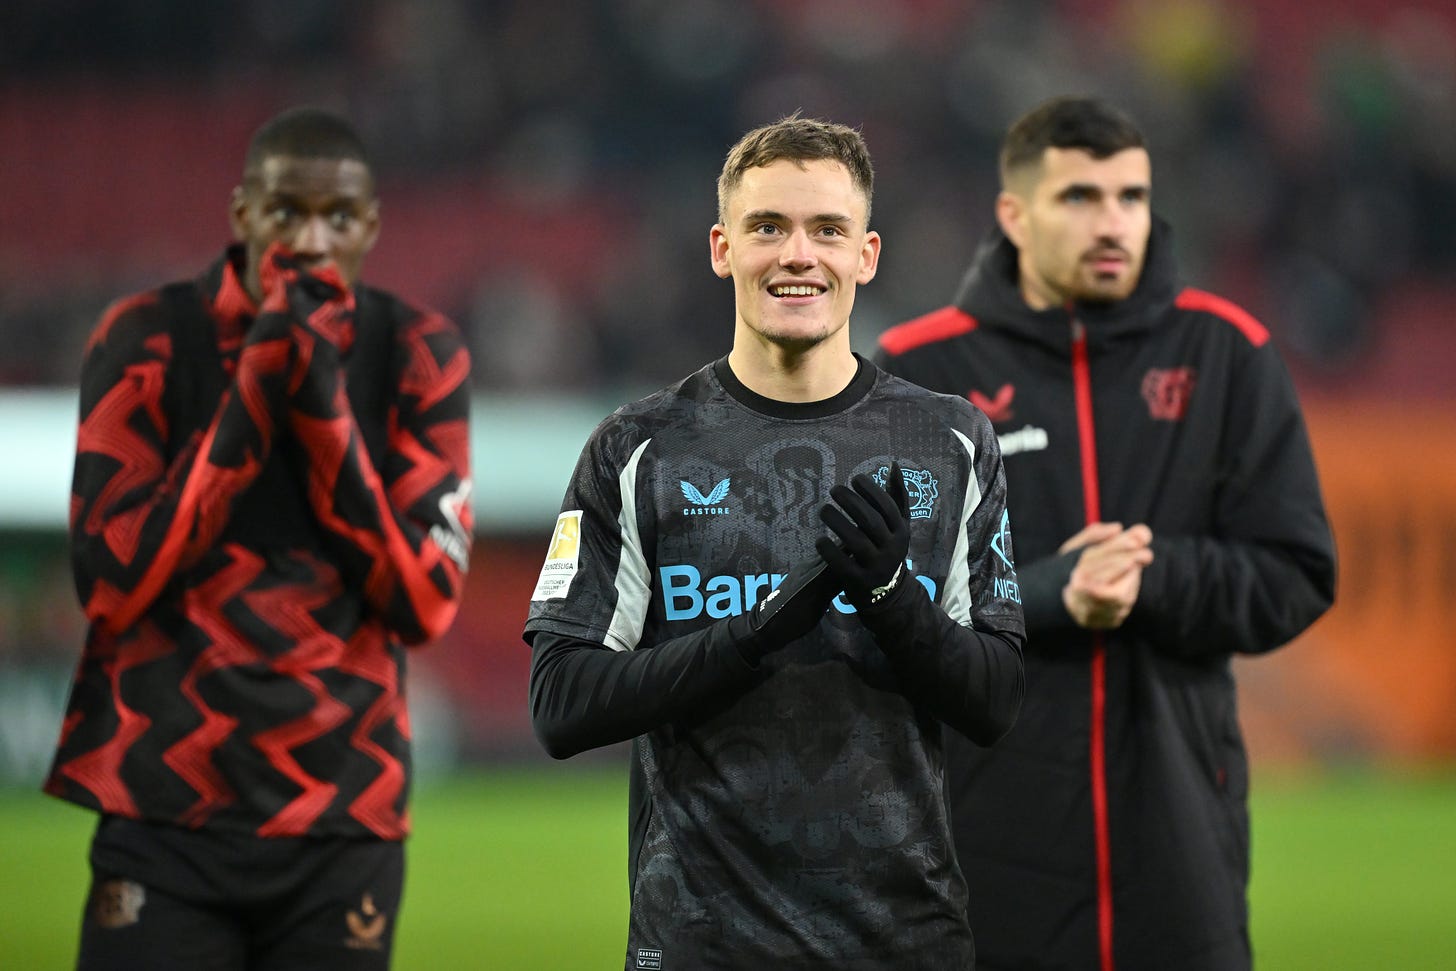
[344,893,388,950]
[92,879,146,930]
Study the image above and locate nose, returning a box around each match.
[292,215,333,257]
[1094,199,1128,241]
[779,227,818,269]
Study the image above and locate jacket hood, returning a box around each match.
[952,215,1182,352]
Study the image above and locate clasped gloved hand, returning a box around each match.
[816,461,912,611]
[726,553,840,663]
[258,242,356,355]
[256,243,358,418]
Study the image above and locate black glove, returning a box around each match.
[726,553,839,662]
[257,244,358,419]
[816,461,911,610]
[258,242,356,352]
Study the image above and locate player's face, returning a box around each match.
[710,158,880,351]
[998,147,1151,310]
[230,155,380,302]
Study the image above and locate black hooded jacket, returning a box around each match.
[874,220,1336,970]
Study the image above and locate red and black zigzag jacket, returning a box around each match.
[875,221,1336,971]
[45,246,473,841]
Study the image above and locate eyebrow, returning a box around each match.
[740,208,855,225]
[256,189,373,208]
[1058,182,1150,197]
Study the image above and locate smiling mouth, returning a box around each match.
[770,284,826,297]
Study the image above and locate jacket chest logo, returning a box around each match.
[968,383,1015,424]
[1141,367,1197,421]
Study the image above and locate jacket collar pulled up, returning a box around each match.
[952,215,1182,353]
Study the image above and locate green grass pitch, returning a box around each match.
[2,765,1452,968]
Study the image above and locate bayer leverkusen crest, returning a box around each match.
[1141,367,1197,421]
[873,465,938,520]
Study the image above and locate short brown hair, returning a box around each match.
[999,96,1145,188]
[717,113,875,224]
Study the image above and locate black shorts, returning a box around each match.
[76,815,404,971]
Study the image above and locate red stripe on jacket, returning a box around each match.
[1175,288,1269,347]
[876,307,978,356]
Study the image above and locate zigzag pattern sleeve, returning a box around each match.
[287,301,474,645]
[70,293,296,636]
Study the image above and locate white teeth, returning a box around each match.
[772,285,821,297]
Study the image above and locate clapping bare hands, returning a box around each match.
[1058,522,1153,630]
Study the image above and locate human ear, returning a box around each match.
[709,224,732,279]
[856,230,881,284]
[228,185,250,241]
[996,191,1028,249]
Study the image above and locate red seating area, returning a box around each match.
[0,84,621,311]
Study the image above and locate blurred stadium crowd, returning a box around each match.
[3,0,1455,395]
[3,0,1455,773]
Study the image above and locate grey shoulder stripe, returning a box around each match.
[941,429,981,627]
[605,437,654,652]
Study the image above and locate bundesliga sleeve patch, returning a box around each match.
[531,510,583,601]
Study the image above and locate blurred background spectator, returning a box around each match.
[4,0,1453,393]
[2,0,1455,773]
